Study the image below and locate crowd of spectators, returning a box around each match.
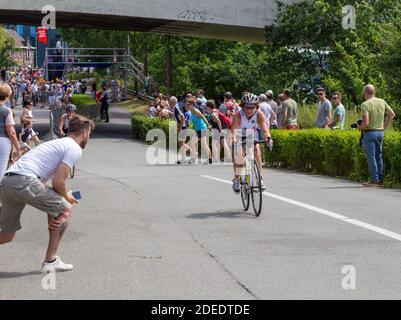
[146,87,353,132]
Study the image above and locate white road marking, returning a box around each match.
[202,175,401,242]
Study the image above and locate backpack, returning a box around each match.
[225,100,237,122]
[217,111,232,129]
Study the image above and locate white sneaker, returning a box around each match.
[232,178,240,194]
[41,256,74,274]
[261,180,267,191]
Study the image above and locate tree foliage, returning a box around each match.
[266,0,401,110]
[60,0,401,123]
[0,27,16,68]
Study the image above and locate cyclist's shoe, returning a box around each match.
[232,178,240,194]
[261,180,267,191]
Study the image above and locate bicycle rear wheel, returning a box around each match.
[251,160,262,217]
[240,176,250,211]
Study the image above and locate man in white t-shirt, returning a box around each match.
[258,94,277,129]
[0,115,93,273]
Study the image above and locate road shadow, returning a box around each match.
[0,271,41,279]
[187,210,258,220]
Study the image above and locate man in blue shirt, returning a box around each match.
[315,87,332,128]
[328,92,346,130]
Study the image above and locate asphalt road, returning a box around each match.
[1,106,401,300]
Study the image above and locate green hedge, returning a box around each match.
[265,129,401,187]
[131,113,171,141]
[131,114,401,186]
[71,94,96,106]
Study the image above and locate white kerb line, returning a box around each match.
[201,175,401,242]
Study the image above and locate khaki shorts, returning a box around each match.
[0,174,70,234]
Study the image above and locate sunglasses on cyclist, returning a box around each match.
[244,105,257,110]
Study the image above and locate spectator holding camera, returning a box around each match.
[358,84,395,187]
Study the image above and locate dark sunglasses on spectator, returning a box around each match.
[318,93,324,96]
[331,96,338,100]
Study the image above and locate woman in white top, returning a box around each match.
[0,83,20,179]
[20,100,40,147]
[230,93,273,193]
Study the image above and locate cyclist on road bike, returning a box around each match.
[58,104,77,137]
[231,93,273,193]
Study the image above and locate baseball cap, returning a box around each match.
[265,90,273,97]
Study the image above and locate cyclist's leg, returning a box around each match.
[232,141,246,178]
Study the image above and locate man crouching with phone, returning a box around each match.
[0,115,93,273]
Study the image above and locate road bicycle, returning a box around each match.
[235,138,271,217]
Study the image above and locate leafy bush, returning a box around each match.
[265,129,401,186]
[132,113,401,186]
[131,113,171,141]
[71,94,96,106]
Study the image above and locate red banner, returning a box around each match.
[37,27,48,45]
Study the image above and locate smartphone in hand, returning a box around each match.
[72,191,82,200]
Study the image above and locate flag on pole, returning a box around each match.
[37,27,48,45]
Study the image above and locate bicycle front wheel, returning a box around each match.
[240,177,250,211]
[251,160,262,217]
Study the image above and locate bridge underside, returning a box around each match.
[0,10,266,43]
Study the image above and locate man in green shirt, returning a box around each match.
[281,89,299,130]
[358,84,395,187]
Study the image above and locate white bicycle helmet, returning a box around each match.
[66,104,77,111]
[242,93,258,105]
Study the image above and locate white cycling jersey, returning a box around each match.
[237,109,263,140]
[239,109,259,130]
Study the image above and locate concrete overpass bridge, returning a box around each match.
[0,0,295,43]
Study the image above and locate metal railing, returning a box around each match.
[44,48,159,97]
